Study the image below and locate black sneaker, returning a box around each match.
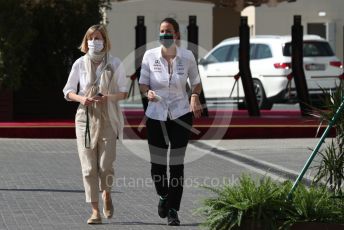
[167,209,180,226]
[158,196,168,218]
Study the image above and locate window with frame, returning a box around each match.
[205,45,231,63]
[228,44,239,62]
[255,44,272,59]
[283,41,334,57]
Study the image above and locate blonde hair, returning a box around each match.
[79,24,111,53]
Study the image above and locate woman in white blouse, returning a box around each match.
[63,24,128,224]
[139,18,202,226]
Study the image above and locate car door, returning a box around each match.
[198,44,240,99]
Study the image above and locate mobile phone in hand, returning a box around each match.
[154,95,162,101]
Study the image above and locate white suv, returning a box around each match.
[198,35,343,109]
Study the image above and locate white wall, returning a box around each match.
[106,0,213,75]
[251,0,344,60]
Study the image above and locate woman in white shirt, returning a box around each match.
[139,18,202,226]
[63,24,128,224]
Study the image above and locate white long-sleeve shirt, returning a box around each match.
[139,46,200,121]
[63,55,128,100]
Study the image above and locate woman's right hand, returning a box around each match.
[80,97,95,106]
[66,92,95,106]
[147,90,160,102]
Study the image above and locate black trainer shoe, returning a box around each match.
[158,196,168,218]
[167,209,180,226]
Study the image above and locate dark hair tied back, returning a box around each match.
[160,17,180,40]
[160,17,180,33]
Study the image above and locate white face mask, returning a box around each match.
[87,39,104,53]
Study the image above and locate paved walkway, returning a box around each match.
[0,138,325,229]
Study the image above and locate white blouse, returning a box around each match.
[63,55,128,101]
[139,46,201,121]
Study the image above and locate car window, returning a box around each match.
[228,44,258,61]
[250,44,256,60]
[227,44,254,61]
[205,45,231,63]
[228,45,239,61]
[254,44,272,59]
[283,41,334,57]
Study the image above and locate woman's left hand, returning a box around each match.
[190,95,202,118]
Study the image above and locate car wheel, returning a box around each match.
[237,79,273,110]
[253,79,273,110]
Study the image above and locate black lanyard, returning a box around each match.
[85,106,91,149]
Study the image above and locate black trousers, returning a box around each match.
[146,112,192,211]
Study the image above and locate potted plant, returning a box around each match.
[195,175,344,229]
[195,175,290,230]
[286,184,344,229]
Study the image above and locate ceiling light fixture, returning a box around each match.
[318,11,326,17]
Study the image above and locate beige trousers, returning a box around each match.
[75,105,117,203]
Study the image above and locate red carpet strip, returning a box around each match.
[0,110,333,139]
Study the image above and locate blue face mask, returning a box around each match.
[159,33,174,48]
